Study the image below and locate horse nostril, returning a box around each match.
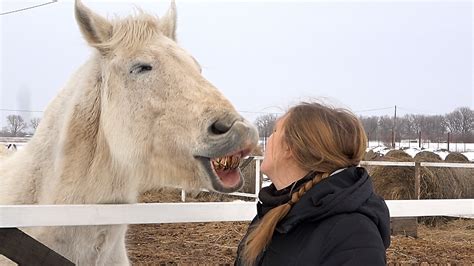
[210,120,233,135]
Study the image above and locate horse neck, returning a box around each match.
[36,57,139,204]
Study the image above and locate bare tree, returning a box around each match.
[410,114,425,134]
[377,115,393,144]
[30,117,41,132]
[401,114,418,139]
[359,106,472,146]
[424,115,446,141]
[457,107,474,141]
[0,127,8,137]
[445,110,463,135]
[444,107,474,142]
[360,116,379,141]
[254,114,278,139]
[6,115,27,136]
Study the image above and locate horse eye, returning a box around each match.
[130,64,153,74]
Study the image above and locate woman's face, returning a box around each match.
[261,117,287,179]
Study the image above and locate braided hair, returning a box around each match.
[242,102,367,265]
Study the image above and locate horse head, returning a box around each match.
[74,0,258,193]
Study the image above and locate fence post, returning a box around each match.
[447,132,450,151]
[181,189,186,202]
[255,158,261,201]
[414,162,421,199]
[418,131,422,148]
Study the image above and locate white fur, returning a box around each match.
[0,1,258,265]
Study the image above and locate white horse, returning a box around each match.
[0,1,258,265]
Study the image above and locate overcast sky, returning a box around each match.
[0,0,472,128]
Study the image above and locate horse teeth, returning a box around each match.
[228,155,240,169]
[212,154,242,171]
[212,159,224,170]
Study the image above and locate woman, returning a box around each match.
[235,102,390,266]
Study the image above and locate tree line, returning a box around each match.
[360,107,474,144]
[3,106,473,143]
[254,107,474,145]
[0,115,41,137]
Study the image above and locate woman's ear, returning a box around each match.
[282,143,293,159]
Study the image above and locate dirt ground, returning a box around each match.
[126,189,473,265]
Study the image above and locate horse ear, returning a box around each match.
[159,0,177,41]
[75,0,112,49]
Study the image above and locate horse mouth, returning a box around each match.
[197,148,252,193]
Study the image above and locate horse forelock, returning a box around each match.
[94,13,168,53]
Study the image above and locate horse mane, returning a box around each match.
[94,13,161,53]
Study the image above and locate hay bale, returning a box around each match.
[385,149,413,161]
[364,150,380,161]
[414,151,442,161]
[370,150,416,200]
[444,152,474,199]
[445,152,469,163]
[370,149,473,226]
[414,151,466,200]
[370,150,471,200]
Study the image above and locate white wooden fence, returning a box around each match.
[0,137,30,145]
[0,199,473,228]
[0,159,473,228]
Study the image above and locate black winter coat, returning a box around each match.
[235,167,390,266]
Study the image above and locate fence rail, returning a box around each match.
[0,159,472,228]
[0,199,472,228]
[360,161,415,167]
[360,161,474,168]
[0,158,472,266]
[419,162,474,168]
[0,137,30,144]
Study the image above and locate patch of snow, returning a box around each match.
[434,150,450,160]
[462,152,474,162]
[369,146,390,155]
[366,146,472,161]
[403,147,420,158]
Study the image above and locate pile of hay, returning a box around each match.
[370,150,472,200]
[445,152,469,163]
[370,150,416,199]
[364,149,386,161]
[370,150,473,226]
[413,151,466,200]
[385,149,413,160]
[364,150,377,161]
[445,152,474,199]
[414,151,442,161]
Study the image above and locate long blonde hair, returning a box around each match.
[242,102,367,265]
